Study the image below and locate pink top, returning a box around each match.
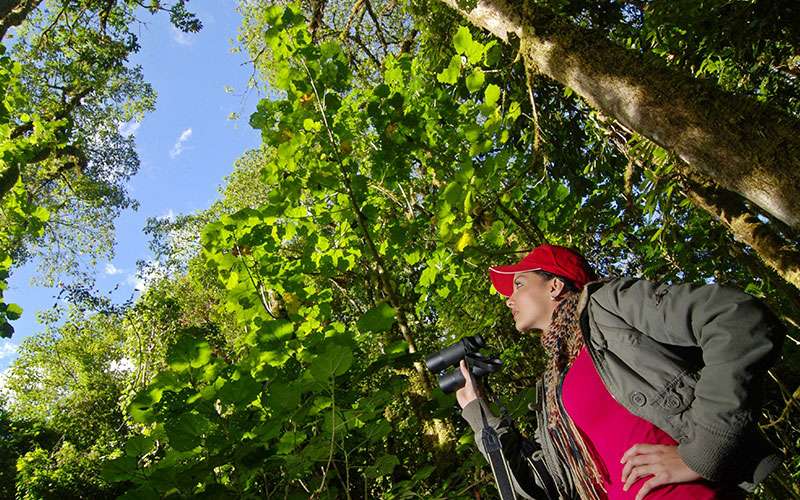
[562,346,723,499]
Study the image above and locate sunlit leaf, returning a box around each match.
[356,302,396,333]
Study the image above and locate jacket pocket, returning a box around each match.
[657,369,699,414]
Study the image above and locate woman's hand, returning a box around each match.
[620,444,702,500]
[455,359,483,409]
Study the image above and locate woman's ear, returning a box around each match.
[549,278,566,299]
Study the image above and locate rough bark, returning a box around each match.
[726,243,800,331]
[680,173,800,292]
[0,0,42,41]
[437,0,800,231]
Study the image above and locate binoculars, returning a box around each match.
[424,335,502,393]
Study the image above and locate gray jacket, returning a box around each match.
[462,277,785,498]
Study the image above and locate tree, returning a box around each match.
[435,0,800,292]
[2,1,798,498]
[0,0,201,337]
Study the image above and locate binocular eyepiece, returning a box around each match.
[424,335,502,393]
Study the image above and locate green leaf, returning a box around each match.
[365,419,392,442]
[356,302,396,333]
[127,388,162,424]
[483,40,502,66]
[373,83,390,98]
[303,118,321,132]
[453,26,485,64]
[413,465,435,481]
[554,183,570,201]
[466,68,485,93]
[166,413,211,452]
[465,42,485,65]
[464,124,481,143]
[419,265,438,287]
[443,182,464,206]
[455,231,474,252]
[484,84,501,106]
[257,349,291,368]
[167,331,213,372]
[404,250,421,265]
[324,92,341,111]
[384,66,403,85]
[259,319,294,342]
[0,323,13,338]
[507,101,521,121]
[365,454,399,478]
[310,344,353,381]
[5,303,22,320]
[436,55,461,85]
[316,234,330,251]
[0,253,11,270]
[452,27,473,56]
[268,381,301,411]
[31,206,49,223]
[125,435,155,457]
[218,372,262,405]
[276,431,307,454]
[101,455,138,482]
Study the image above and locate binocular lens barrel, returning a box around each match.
[437,357,500,394]
[424,335,485,373]
[438,370,466,394]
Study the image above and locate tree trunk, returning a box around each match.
[437,0,800,231]
[680,173,800,292]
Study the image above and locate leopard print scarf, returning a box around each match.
[540,292,605,500]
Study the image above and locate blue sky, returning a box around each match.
[0,2,262,373]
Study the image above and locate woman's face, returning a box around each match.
[506,272,560,332]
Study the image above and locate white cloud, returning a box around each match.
[172,26,193,46]
[125,273,146,292]
[169,128,193,159]
[104,263,123,275]
[118,120,141,137]
[0,341,17,362]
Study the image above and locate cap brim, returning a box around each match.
[489,264,541,297]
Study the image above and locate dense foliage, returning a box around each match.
[1,0,799,498]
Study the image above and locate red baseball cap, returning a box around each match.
[489,244,595,296]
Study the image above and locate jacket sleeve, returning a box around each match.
[461,398,558,500]
[592,277,785,481]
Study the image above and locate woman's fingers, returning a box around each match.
[623,464,657,491]
[455,360,480,409]
[635,475,668,500]
[621,453,655,483]
[459,360,472,386]
[619,444,702,498]
[621,443,666,464]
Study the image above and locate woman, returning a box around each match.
[457,244,784,500]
